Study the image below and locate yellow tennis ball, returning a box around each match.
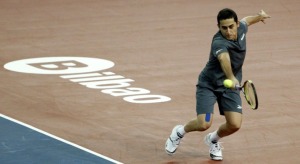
[223,79,233,88]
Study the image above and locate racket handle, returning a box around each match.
[235,85,242,90]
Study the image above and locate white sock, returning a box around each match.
[177,126,186,136]
[210,130,221,142]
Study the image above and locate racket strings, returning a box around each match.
[244,83,256,108]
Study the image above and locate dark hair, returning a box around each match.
[217,8,238,25]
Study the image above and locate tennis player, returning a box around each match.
[165,8,270,160]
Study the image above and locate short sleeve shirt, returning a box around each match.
[198,21,248,90]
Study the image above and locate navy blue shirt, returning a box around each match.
[198,21,248,90]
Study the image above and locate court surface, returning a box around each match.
[0,114,119,164]
[1,0,300,163]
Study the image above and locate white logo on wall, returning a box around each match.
[4,57,171,104]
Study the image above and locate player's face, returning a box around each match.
[218,18,239,41]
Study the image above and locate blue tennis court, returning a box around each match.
[0,114,122,164]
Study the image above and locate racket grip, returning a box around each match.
[235,85,242,90]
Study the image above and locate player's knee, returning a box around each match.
[196,121,211,131]
[195,113,213,131]
[199,123,211,131]
[227,122,241,132]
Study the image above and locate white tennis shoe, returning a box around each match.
[165,125,184,155]
[204,133,223,160]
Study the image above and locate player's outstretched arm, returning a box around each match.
[241,10,271,26]
[218,52,239,87]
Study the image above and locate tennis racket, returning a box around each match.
[235,80,258,110]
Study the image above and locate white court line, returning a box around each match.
[0,114,123,164]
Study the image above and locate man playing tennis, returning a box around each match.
[165,8,270,160]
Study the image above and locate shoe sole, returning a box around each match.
[210,154,223,161]
[165,138,176,155]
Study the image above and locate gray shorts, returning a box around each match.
[196,85,242,115]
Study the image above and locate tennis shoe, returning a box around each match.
[204,133,223,160]
[165,125,184,155]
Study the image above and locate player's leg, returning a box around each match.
[217,111,242,138]
[186,85,217,132]
[184,113,213,132]
[217,89,243,137]
[204,89,242,160]
[165,86,216,155]
[204,111,242,160]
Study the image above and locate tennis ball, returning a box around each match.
[223,79,233,88]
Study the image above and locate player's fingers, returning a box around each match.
[233,79,240,87]
[260,10,271,18]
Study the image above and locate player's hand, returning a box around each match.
[230,77,240,89]
[258,10,271,24]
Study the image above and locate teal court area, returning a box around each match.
[0,114,121,164]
